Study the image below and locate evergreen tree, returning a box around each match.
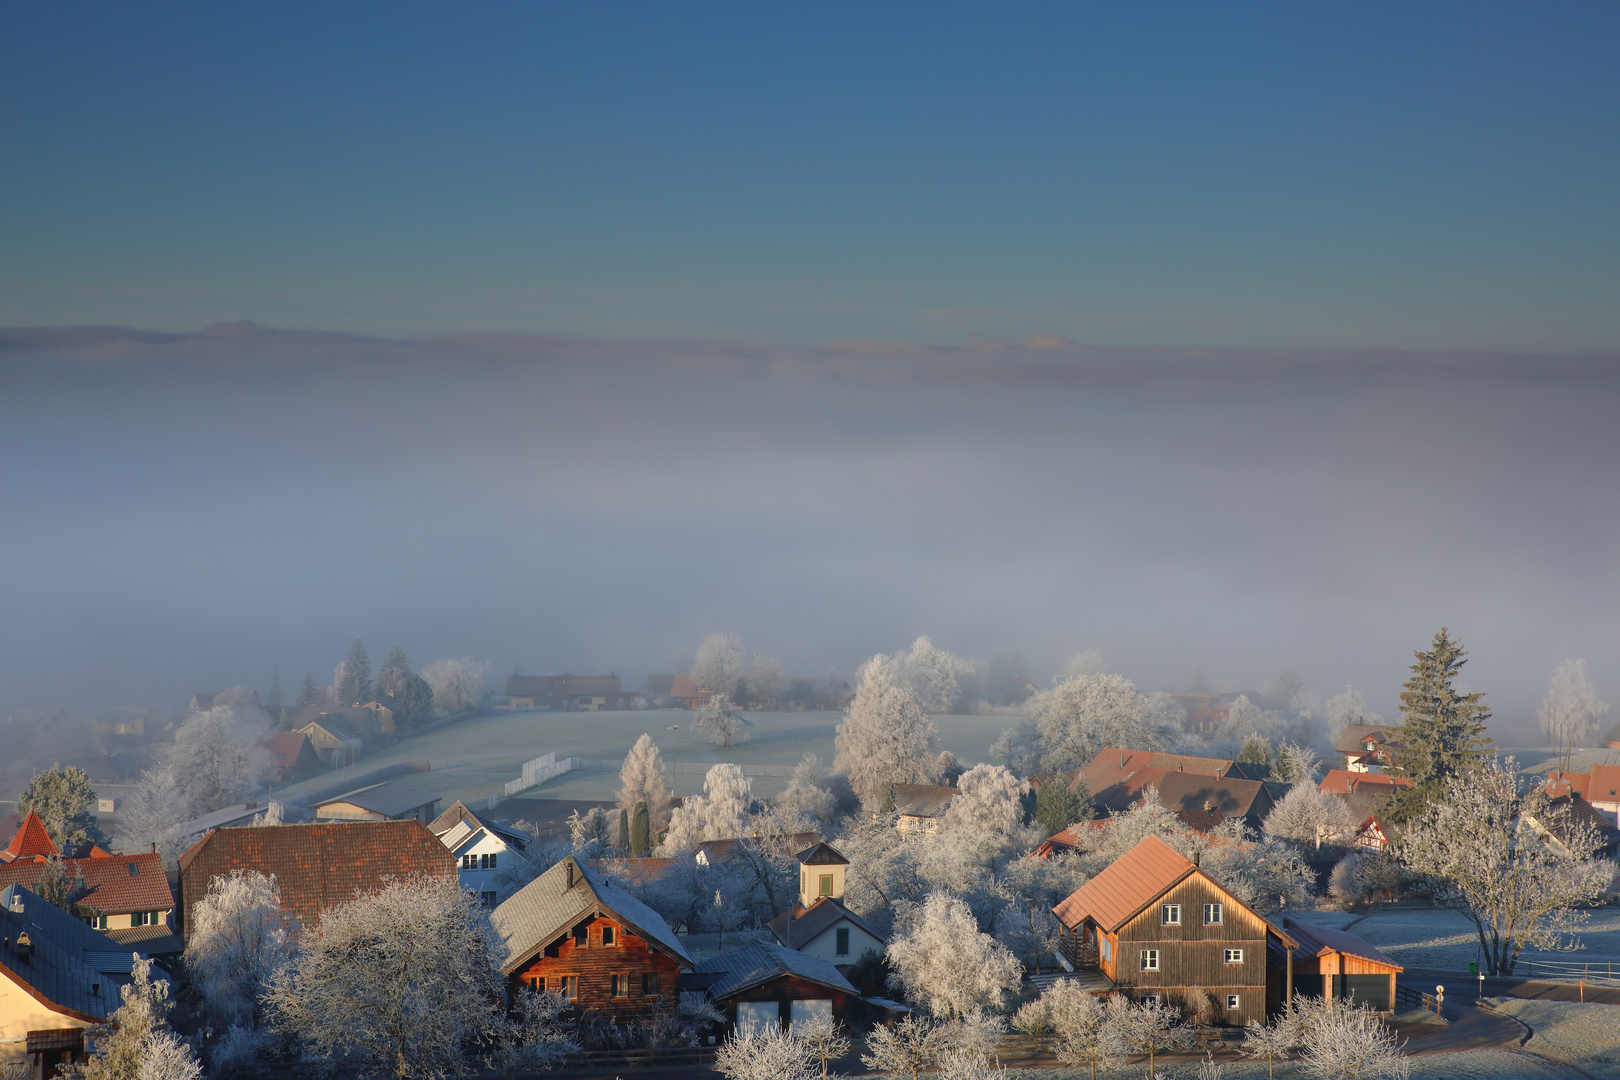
[880,782,897,814]
[618,808,631,852]
[1390,626,1494,821]
[266,667,283,715]
[394,672,435,730]
[377,645,412,698]
[17,765,106,854]
[1034,773,1093,838]
[296,673,320,709]
[631,801,650,857]
[1237,732,1273,771]
[337,638,372,705]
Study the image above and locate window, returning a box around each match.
[836,928,850,956]
[643,971,660,996]
[819,874,833,897]
[558,975,578,1001]
[1100,937,1113,963]
[127,862,139,876]
[462,854,476,869]
[95,914,109,930]
[611,973,630,999]
[1142,993,1163,1006]
[131,911,150,927]
[480,892,497,908]
[1224,948,1243,964]
[1203,903,1223,925]
[531,976,545,992]
[601,926,616,946]
[574,926,588,948]
[1161,904,1181,926]
[1140,950,1159,972]
[1226,994,1241,1010]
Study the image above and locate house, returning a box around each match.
[505,675,630,712]
[311,781,440,825]
[1166,693,1232,735]
[1155,772,1277,834]
[1318,770,1413,799]
[257,732,320,782]
[0,884,152,1078]
[1334,724,1404,774]
[293,711,377,764]
[1545,767,1620,825]
[642,674,711,710]
[1525,786,1620,860]
[356,697,397,733]
[1076,750,1260,815]
[889,784,957,835]
[1354,815,1399,853]
[429,801,532,907]
[1605,725,1620,751]
[692,833,820,869]
[767,844,887,968]
[1051,834,1300,1026]
[177,820,455,938]
[690,942,860,1035]
[91,711,148,739]
[0,813,180,957]
[1278,919,1403,1011]
[492,855,691,1017]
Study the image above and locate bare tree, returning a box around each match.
[743,654,784,706]
[116,763,194,866]
[1031,673,1174,772]
[1271,741,1321,786]
[691,633,746,698]
[266,873,507,1079]
[1325,686,1380,742]
[1297,999,1409,1080]
[657,764,755,855]
[1539,659,1610,772]
[793,1016,850,1080]
[940,764,1028,842]
[1399,757,1610,975]
[168,705,270,814]
[885,637,977,714]
[422,657,489,715]
[567,806,614,855]
[714,1026,816,1080]
[497,988,579,1075]
[887,891,1022,1020]
[185,869,296,1029]
[1240,1008,1298,1080]
[617,733,675,831]
[861,1014,944,1080]
[775,753,838,830]
[1043,981,1130,1080]
[834,657,944,808]
[1059,651,1108,681]
[693,694,752,748]
[1119,996,1193,1080]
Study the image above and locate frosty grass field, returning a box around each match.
[268,708,1018,808]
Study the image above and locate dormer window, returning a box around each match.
[127,862,139,876]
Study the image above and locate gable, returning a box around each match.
[1118,871,1268,942]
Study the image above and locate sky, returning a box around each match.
[1,5,1617,739]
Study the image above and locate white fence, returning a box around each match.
[502,755,795,797]
[503,751,579,796]
[1518,957,1620,985]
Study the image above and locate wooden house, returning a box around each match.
[1155,772,1276,834]
[492,855,691,1018]
[1052,835,1298,1026]
[1278,919,1402,1011]
[689,942,859,1035]
[767,844,887,967]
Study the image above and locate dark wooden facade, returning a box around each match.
[1082,873,1270,1027]
[713,973,850,1030]
[510,913,683,1019]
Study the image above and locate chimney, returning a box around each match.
[566,861,575,888]
[1192,850,1200,868]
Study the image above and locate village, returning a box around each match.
[2,630,1617,1080]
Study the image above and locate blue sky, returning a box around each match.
[4,3,1618,348]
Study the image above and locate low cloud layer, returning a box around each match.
[1,324,1616,739]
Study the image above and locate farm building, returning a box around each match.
[689,942,859,1035]
[493,855,691,1017]
[889,784,957,835]
[311,781,440,825]
[1076,749,1264,814]
[505,674,631,711]
[1278,919,1403,1011]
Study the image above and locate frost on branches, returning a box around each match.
[886,891,1021,1020]
[77,957,201,1080]
[1029,673,1176,772]
[693,693,753,748]
[657,763,757,855]
[617,733,675,832]
[691,632,747,698]
[1399,757,1611,975]
[1263,784,1358,849]
[833,656,944,808]
[422,657,490,716]
[168,703,272,814]
[714,1025,817,1080]
[184,869,295,1030]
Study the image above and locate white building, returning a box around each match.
[766,842,886,967]
[427,801,533,907]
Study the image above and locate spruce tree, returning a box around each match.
[1034,772,1094,838]
[296,673,320,709]
[1390,626,1494,821]
[618,808,630,852]
[880,782,897,814]
[337,638,373,705]
[631,802,650,857]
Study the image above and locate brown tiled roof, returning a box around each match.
[767,897,886,951]
[1077,749,1240,812]
[1052,835,1195,931]
[2,811,59,862]
[1318,769,1413,796]
[177,820,454,938]
[0,852,173,915]
[1156,772,1275,833]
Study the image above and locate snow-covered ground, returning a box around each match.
[991,1049,1588,1080]
[1298,906,1620,973]
[1491,998,1620,1063]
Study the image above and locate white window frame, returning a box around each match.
[1140,949,1159,972]
[1226,994,1241,1010]
[1161,904,1181,926]
[1203,902,1223,925]
[1224,948,1243,964]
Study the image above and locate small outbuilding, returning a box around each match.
[691,942,859,1036]
[1276,919,1403,1012]
[312,781,440,825]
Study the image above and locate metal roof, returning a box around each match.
[767,897,887,952]
[695,942,858,1001]
[0,884,148,1023]
[492,856,691,975]
[313,781,439,818]
[1284,919,1403,971]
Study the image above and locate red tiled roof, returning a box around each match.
[177,820,455,938]
[1588,765,1620,802]
[0,851,173,914]
[1077,749,1239,812]
[1318,769,1414,796]
[1052,835,1195,931]
[2,810,59,863]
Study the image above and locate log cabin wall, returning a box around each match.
[510,914,682,1018]
[1113,871,1269,1026]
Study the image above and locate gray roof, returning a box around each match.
[492,856,691,975]
[1285,919,1403,971]
[0,884,150,1022]
[695,942,858,1001]
[1334,723,1403,755]
[892,784,957,818]
[314,781,439,818]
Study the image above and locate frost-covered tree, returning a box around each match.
[1267,669,1306,713]
[1220,695,1285,744]
[794,1016,850,1080]
[1239,1008,1299,1080]
[168,705,270,815]
[691,633,746,697]
[498,988,579,1074]
[1324,686,1379,742]
[941,765,1029,845]
[116,763,193,865]
[1119,997,1193,1080]
[1389,627,1493,820]
[376,645,412,698]
[1031,673,1172,773]
[185,869,295,1029]
[887,892,1022,1019]
[1041,981,1130,1080]
[834,658,944,808]
[1059,651,1108,681]
[743,654,784,705]
[267,874,507,1079]
[1271,741,1321,786]
[714,1020,817,1080]
[1080,787,1182,871]
[1539,659,1609,769]
[983,651,1032,707]
[884,637,977,713]
[1195,822,1317,915]
[776,754,838,831]
[1263,785,1359,850]
[568,806,614,855]
[78,957,200,1080]
[33,856,87,913]
[861,1014,945,1080]
[988,719,1042,777]
[1236,732,1272,769]
[335,638,373,705]
[617,733,675,831]
[657,764,755,855]
[423,657,489,715]
[1296,999,1409,1080]
[693,694,752,748]
[16,764,105,853]
[1399,757,1609,975]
